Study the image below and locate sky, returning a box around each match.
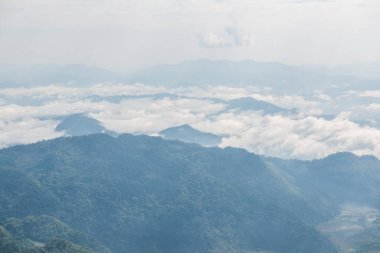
[1,0,380,71]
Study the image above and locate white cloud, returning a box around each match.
[92,97,225,134]
[202,112,380,159]
[224,26,255,47]
[197,33,231,48]
[251,93,322,115]
[0,84,379,160]
[360,90,380,98]
[197,25,255,48]
[174,85,260,100]
[367,103,380,111]
[313,90,332,101]
[0,118,62,148]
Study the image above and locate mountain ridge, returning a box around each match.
[1,60,379,91]
[0,133,345,253]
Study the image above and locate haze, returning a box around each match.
[1,0,380,71]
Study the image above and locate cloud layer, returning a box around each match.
[1,84,379,160]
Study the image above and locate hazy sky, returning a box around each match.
[1,0,380,71]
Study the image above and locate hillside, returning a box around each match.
[0,134,380,252]
[0,134,339,253]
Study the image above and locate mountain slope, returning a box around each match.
[0,224,96,253]
[266,152,380,253]
[267,152,380,210]
[0,134,336,253]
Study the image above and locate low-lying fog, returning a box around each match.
[1,83,379,160]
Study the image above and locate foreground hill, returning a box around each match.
[0,134,338,253]
[0,134,380,252]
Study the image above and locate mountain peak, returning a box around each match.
[226,97,288,114]
[159,124,222,147]
[55,114,107,137]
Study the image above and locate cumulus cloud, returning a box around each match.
[197,25,254,48]
[367,103,380,112]
[0,118,62,148]
[197,33,231,48]
[200,112,380,160]
[224,26,255,47]
[360,90,380,98]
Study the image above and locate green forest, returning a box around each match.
[1,134,380,253]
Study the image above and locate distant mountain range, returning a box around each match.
[127,60,379,91]
[302,63,380,80]
[1,134,380,253]
[1,60,379,92]
[0,64,120,87]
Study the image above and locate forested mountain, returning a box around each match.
[0,134,379,253]
[55,114,116,137]
[159,124,222,147]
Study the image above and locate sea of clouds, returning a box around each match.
[0,83,379,160]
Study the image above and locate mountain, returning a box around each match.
[268,152,380,209]
[159,124,222,147]
[127,59,378,92]
[55,114,116,137]
[0,224,96,253]
[0,64,121,87]
[0,215,109,253]
[226,97,292,114]
[1,134,380,252]
[0,134,339,253]
[1,61,378,92]
[302,62,380,80]
[266,152,380,252]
